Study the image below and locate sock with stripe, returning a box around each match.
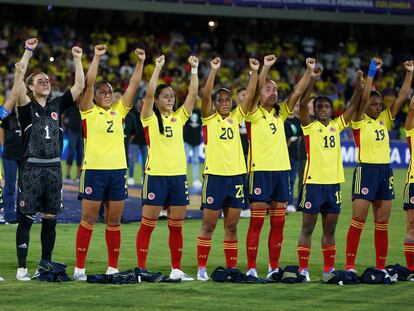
[224,240,238,268]
[106,225,121,269]
[298,245,310,271]
[345,218,365,270]
[75,220,95,269]
[246,208,266,269]
[404,241,414,270]
[168,218,184,270]
[322,244,336,273]
[268,208,285,270]
[136,216,157,270]
[374,221,388,270]
[197,237,212,269]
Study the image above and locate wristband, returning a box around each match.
[25,47,33,52]
[191,67,198,75]
[367,59,377,78]
[0,106,11,120]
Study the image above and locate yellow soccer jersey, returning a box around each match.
[246,103,292,172]
[405,128,414,184]
[141,106,190,176]
[351,109,393,164]
[81,98,130,170]
[202,106,246,176]
[302,115,348,184]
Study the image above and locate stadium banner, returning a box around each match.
[182,0,414,14]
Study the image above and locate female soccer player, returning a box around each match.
[196,57,259,281]
[345,58,414,273]
[135,54,199,281]
[245,55,315,278]
[74,45,145,280]
[15,39,85,281]
[403,93,414,277]
[296,67,364,281]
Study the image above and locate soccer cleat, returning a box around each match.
[240,209,251,218]
[322,268,335,277]
[170,268,194,281]
[16,268,31,281]
[266,267,279,279]
[73,268,87,281]
[299,268,311,282]
[127,177,135,186]
[246,268,258,278]
[197,268,209,281]
[105,267,119,275]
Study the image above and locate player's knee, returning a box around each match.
[82,214,97,225]
[201,220,216,234]
[301,224,315,237]
[106,218,121,226]
[225,221,238,235]
[407,220,414,238]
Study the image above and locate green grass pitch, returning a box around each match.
[0,168,413,310]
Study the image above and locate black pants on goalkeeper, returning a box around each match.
[16,163,63,268]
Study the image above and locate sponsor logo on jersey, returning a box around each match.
[85,187,93,195]
[207,196,214,204]
[148,192,155,200]
[51,112,58,120]
[305,202,312,209]
[254,188,262,195]
[362,187,369,195]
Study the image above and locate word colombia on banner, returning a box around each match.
[201,0,414,14]
[341,140,410,168]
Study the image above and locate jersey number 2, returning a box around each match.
[107,121,114,133]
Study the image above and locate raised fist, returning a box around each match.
[135,48,146,62]
[403,60,414,73]
[306,58,316,71]
[311,65,323,79]
[210,57,221,70]
[249,58,260,71]
[264,54,277,67]
[72,46,83,59]
[373,57,383,70]
[155,55,165,68]
[188,55,199,68]
[25,38,38,50]
[94,45,107,56]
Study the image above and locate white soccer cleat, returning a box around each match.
[299,268,311,282]
[240,209,251,218]
[322,268,335,277]
[286,205,297,214]
[127,177,135,186]
[197,267,209,281]
[266,267,279,279]
[105,267,119,275]
[170,268,194,281]
[246,268,258,278]
[16,268,31,281]
[73,267,87,281]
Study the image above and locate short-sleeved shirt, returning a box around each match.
[406,128,414,184]
[18,90,73,162]
[141,106,190,176]
[246,103,292,172]
[302,115,348,184]
[202,106,246,176]
[81,98,130,170]
[352,109,393,164]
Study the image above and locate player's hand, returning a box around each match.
[188,56,199,68]
[135,48,146,62]
[403,60,414,73]
[25,38,38,50]
[72,46,83,59]
[210,57,221,70]
[306,58,316,71]
[263,54,277,67]
[249,58,260,71]
[94,45,107,56]
[311,65,323,79]
[155,55,165,68]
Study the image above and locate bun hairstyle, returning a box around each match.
[154,84,175,134]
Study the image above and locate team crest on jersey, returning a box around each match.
[51,112,58,120]
[207,196,214,204]
[362,187,369,195]
[305,202,312,209]
[148,192,156,200]
[410,197,414,204]
[171,117,177,123]
[254,188,262,195]
[85,187,93,195]
[110,111,116,116]
[227,118,233,124]
[19,200,25,207]
[330,127,336,132]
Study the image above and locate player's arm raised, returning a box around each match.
[202,57,221,118]
[141,55,165,119]
[123,48,145,109]
[343,69,364,123]
[182,56,199,115]
[390,60,414,118]
[17,38,38,106]
[405,90,414,130]
[239,58,259,115]
[2,62,26,116]
[299,66,322,126]
[70,46,85,102]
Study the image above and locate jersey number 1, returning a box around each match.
[44,126,50,139]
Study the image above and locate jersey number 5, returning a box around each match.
[165,126,173,137]
[107,121,114,133]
